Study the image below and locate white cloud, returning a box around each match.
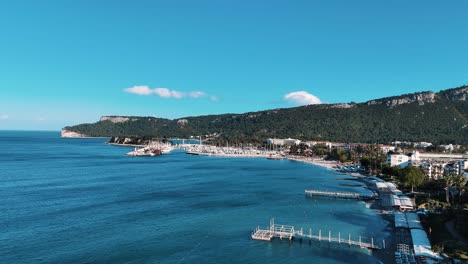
[152,88,170,97]
[124,85,153,95]
[210,95,219,101]
[283,91,321,105]
[189,91,206,98]
[124,85,215,100]
[0,114,8,120]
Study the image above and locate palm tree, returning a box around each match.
[442,173,456,205]
[453,175,468,204]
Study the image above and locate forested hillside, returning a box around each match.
[63,86,468,144]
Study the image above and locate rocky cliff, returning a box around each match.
[61,130,89,138]
[366,91,436,107]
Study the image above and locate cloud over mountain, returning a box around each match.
[284,91,321,105]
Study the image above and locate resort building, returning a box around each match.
[411,151,468,161]
[266,138,301,146]
[391,195,414,211]
[419,160,468,180]
[387,154,410,167]
[394,212,442,262]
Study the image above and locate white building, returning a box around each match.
[411,151,468,161]
[304,141,333,149]
[415,142,433,148]
[387,154,410,167]
[266,138,301,146]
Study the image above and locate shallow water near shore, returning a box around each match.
[0,131,390,263]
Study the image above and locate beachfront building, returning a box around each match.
[420,162,445,180]
[266,138,301,146]
[414,142,433,148]
[303,141,333,149]
[411,150,468,161]
[375,182,402,195]
[391,195,414,211]
[387,154,410,167]
[419,160,468,179]
[394,212,442,263]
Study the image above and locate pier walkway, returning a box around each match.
[252,218,381,250]
[304,189,375,200]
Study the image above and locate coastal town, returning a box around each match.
[120,136,468,263]
[3,1,468,264]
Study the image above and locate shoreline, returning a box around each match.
[108,142,145,147]
[270,155,395,263]
[185,151,394,262]
[184,150,341,171]
[284,155,339,170]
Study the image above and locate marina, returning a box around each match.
[126,142,174,156]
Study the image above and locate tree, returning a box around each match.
[453,175,468,204]
[442,173,456,205]
[401,166,425,193]
[312,144,328,157]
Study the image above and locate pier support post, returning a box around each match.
[338,232,341,247]
[359,236,362,248]
[383,239,385,249]
[328,230,331,247]
[371,237,374,248]
[348,233,351,247]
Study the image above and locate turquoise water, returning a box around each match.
[0,131,389,263]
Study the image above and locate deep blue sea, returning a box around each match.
[0,131,390,263]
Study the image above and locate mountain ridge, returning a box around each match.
[63,85,468,144]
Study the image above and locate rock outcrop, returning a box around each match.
[366,92,436,107]
[443,86,468,102]
[61,130,89,138]
[100,116,134,123]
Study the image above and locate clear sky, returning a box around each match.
[1,0,467,130]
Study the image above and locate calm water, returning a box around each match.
[0,131,389,263]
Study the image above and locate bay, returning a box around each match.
[0,131,388,263]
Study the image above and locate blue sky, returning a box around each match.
[1,0,467,130]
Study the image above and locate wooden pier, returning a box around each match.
[304,189,375,200]
[252,218,381,250]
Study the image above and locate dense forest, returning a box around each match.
[63,86,468,145]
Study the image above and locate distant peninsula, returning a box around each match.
[62,85,468,145]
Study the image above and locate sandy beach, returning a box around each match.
[284,155,340,170]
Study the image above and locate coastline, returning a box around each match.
[279,155,395,263]
[108,142,144,147]
[284,156,339,170]
[183,150,394,263]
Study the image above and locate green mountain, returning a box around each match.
[62,86,468,145]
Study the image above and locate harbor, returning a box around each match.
[125,142,174,156]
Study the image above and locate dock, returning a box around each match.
[252,218,381,250]
[304,189,375,200]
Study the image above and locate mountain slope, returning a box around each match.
[62,86,468,144]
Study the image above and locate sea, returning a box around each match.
[0,131,390,264]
